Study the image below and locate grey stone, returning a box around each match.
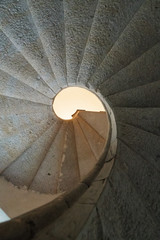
[0,69,51,105]
[77,0,144,85]
[117,122,160,171]
[28,0,67,87]
[2,121,61,189]
[90,0,160,87]
[57,121,80,192]
[114,107,160,136]
[0,30,56,97]
[116,140,160,223]
[64,0,98,84]
[33,203,94,240]
[101,42,160,97]
[109,80,160,108]
[108,166,160,239]
[30,122,66,194]
[0,0,60,91]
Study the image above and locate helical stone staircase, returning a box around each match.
[0,0,160,239]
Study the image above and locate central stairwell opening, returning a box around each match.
[50,86,111,193]
[52,87,106,120]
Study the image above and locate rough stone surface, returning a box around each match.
[77,0,144,85]
[108,165,160,239]
[77,208,104,240]
[28,0,67,87]
[116,140,160,224]
[78,180,105,204]
[0,0,60,91]
[0,0,160,239]
[0,117,56,173]
[57,121,80,192]
[33,203,94,240]
[0,69,51,105]
[114,107,160,136]
[0,177,59,219]
[73,118,97,179]
[117,122,160,171]
[77,116,105,160]
[109,80,160,108]
[90,0,160,87]
[101,42,160,97]
[95,158,114,180]
[2,121,61,189]
[30,123,66,194]
[64,0,98,84]
[0,30,55,97]
[78,110,109,139]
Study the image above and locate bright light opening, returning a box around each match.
[53,87,105,120]
[0,208,10,223]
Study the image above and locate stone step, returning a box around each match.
[2,121,61,189]
[0,117,57,173]
[116,140,160,224]
[0,95,52,116]
[63,0,98,85]
[77,0,144,85]
[0,69,51,105]
[27,0,67,87]
[57,121,80,192]
[0,30,56,97]
[78,111,109,139]
[73,118,96,180]
[114,107,160,136]
[96,182,124,240]
[77,116,105,160]
[0,111,53,139]
[108,165,159,239]
[30,122,66,194]
[90,0,160,87]
[117,122,160,171]
[0,0,60,92]
[109,80,160,108]
[101,42,160,97]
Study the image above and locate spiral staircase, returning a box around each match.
[0,0,160,239]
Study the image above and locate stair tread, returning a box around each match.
[73,118,96,180]
[0,111,53,139]
[101,42,160,96]
[109,80,160,108]
[0,117,57,173]
[57,121,80,192]
[0,96,52,116]
[30,122,66,194]
[78,111,109,139]
[108,166,160,239]
[77,0,144,85]
[77,116,105,160]
[0,30,55,98]
[117,122,160,171]
[90,0,160,87]
[64,0,98,84]
[0,0,60,92]
[116,140,160,223]
[0,69,51,105]
[2,122,61,189]
[114,107,160,136]
[28,0,67,87]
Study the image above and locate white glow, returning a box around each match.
[53,87,105,120]
[0,208,10,223]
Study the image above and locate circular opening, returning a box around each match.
[53,87,105,120]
